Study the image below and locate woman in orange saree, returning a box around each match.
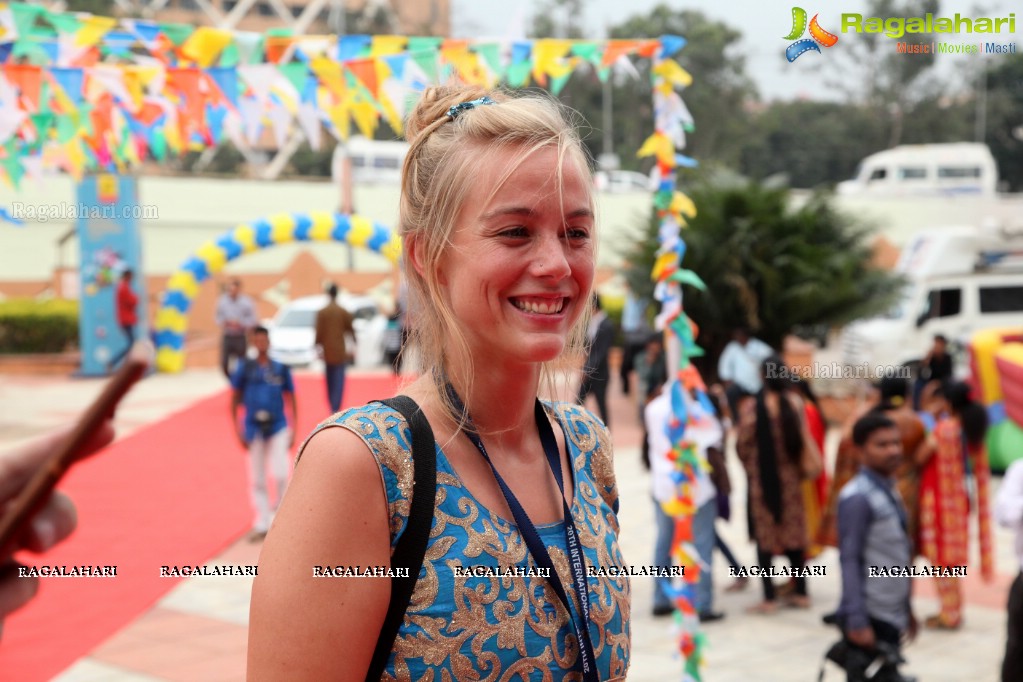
[918,381,994,629]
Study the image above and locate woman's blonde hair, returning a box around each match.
[399,83,595,425]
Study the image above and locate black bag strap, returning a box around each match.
[365,395,436,681]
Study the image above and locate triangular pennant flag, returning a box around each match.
[10,4,42,41]
[264,35,293,64]
[601,39,642,66]
[310,55,345,97]
[549,72,571,96]
[238,97,263,145]
[0,107,27,145]
[474,43,504,79]
[100,30,136,58]
[653,58,693,88]
[90,65,133,107]
[659,34,687,57]
[4,64,43,110]
[76,15,118,49]
[233,31,264,65]
[181,26,233,67]
[167,67,204,130]
[410,49,439,84]
[266,100,292,149]
[2,141,26,188]
[506,61,531,88]
[407,36,442,53]
[349,100,377,139]
[37,40,59,64]
[50,67,84,105]
[383,53,407,81]
[150,123,166,161]
[570,41,601,64]
[371,35,406,56]
[300,73,317,104]
[207,66,239,108]
[669,268,707,291]
[159,23,195,47]
[277,63,307,98]
[55,111,77,143]
[532,39,571,85]
[238,64,277,102]
[296,102,321,150]
[338,34,371,62]
[511,41,531,66]
[219,42,239,67]
[123,19,161,47]
[347,59,378,98]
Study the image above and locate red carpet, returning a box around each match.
[0,372,402,681]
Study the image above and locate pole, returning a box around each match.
[975,56,988,143]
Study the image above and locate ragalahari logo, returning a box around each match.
[784,7,839,62]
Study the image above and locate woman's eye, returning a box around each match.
[566,227,591,240]
[500,227,529,238]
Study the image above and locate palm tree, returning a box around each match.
[622,174,904,379]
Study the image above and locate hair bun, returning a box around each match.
[404,84,500,145]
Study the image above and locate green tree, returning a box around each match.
[531,0,585,39]
[983,53,1023,191]
[740,101,889,188]
[826,0,948,146]
[610,7,757,170]
[738,95,974,188]
[527,4,757,172]
[622,175,903,377]
[287,141,335,177]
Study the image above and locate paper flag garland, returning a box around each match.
[0,1,695,192]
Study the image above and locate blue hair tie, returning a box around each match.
[446,96,496,120]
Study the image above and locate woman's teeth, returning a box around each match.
[514,299,564,314]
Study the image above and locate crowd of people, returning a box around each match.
[634,327,1007,681]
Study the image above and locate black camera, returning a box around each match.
[824,639,915,682]
[253,410,274,437]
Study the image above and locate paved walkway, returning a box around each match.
[1,367,1014,681]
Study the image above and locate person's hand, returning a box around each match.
[1,421,114,627]
[905,613,918,644]
[846,626,875,649]
[236,426,249,450]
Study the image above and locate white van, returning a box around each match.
[836,143,997,197]
[841,224,1023,375]
[332,136,409,185]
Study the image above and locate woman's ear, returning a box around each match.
[406,233,427,279]
[408,233,447,286]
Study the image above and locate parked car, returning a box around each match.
[266,294,387,368]
[593,170,654,193]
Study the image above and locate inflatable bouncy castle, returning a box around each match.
[969,327,1023,471]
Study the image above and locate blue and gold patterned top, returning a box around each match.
[315,400,630,681]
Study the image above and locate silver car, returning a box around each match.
[266,294,387,368]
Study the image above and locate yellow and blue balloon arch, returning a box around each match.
[153,211,401,373]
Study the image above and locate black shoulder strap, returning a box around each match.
[365,396,436,681]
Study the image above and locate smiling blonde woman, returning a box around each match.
[248,84,630,681]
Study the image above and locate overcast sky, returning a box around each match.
[450,0,1023,101]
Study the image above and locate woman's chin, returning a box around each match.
[517,339,566,365]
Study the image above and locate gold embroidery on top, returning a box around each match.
[364,401,629,679]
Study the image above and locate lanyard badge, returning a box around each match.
[446,385,599,681]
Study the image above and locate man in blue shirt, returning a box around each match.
[716,327,773,418]
[836,414,917,682]
[231,326,297,542]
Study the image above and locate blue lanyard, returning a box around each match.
[446,385,599,681]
